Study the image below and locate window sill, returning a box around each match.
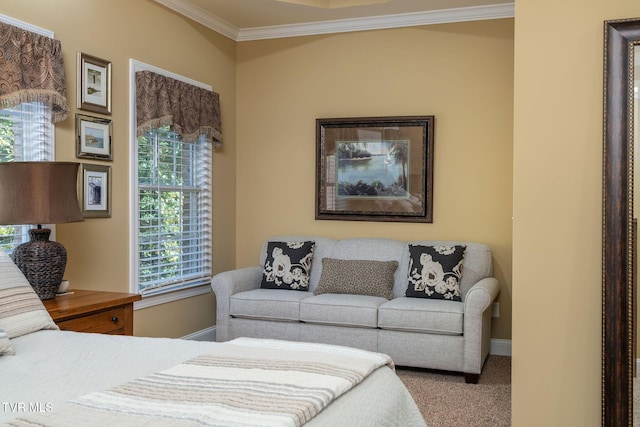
[133,284,211,310]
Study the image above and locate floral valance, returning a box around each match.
[0,22,68,122]
[136,70,222,148]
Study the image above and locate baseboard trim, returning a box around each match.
[183,327,512,357]
[490,338,512,356]
[182,326,216,341]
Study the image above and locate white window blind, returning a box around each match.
[136,126,212,295]
[0,102,54,252]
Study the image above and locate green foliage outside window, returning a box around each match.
[137,126,202,292]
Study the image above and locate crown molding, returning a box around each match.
[154,0,240,40]
[155,1,514,42]
[238,3,514,41]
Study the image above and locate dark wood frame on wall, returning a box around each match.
[602,17,640,427]
[315,116,434,223]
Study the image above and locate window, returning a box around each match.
[0,16,58,254]
[0,102,54,252]
[130,60,216,305]
[135,127,212,296]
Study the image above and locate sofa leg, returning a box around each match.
[464,373,479,384]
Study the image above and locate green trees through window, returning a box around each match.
[136,126,211,294]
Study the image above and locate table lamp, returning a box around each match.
[0,162,84,300]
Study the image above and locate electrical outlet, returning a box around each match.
[492,302,499,318]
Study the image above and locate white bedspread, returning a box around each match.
[0,331,426,426]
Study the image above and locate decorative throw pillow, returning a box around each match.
[315,258,397,300]
[0,249,59,338]
[0,326,15,356]
[406,244,466,301]
[261,241,315,291]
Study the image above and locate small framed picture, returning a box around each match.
[77,52,111,114]
[76,114,112,161]
[79,163,111,218]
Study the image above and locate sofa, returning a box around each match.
[211,236,499,383]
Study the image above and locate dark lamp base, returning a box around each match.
[11,228,67,300]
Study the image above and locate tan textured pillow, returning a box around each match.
[315,258,398,299]
[0,250,58,338]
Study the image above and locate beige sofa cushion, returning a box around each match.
[300,294,387,328]
[378,297,464,335]
[230,289,312,322]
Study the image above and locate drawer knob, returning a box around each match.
[111,316,119,323]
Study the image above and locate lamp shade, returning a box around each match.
[0,162,84,300]
[0,162,84,225]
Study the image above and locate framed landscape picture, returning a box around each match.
[76,114,112,160]
[79,163,111,218]
[77,52,111,114]
[316,116,434,223]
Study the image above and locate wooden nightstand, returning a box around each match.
[43,290,141,335]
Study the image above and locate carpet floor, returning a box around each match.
[396,355,511,427]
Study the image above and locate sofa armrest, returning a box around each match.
[464,277,500,314]
[462,277,500,375]
[211,266,262,341]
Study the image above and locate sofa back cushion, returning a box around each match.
[329,238,406,292]
[262,237,492,299]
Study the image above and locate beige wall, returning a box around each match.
[512,0,640,425]
[11,0,640,423]
[0,0,238,338]
[236,20,514,340]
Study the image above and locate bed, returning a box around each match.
[0,251,426,426]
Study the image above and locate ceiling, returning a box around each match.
[154,0,514,41]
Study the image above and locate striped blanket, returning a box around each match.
[5,338,394,427]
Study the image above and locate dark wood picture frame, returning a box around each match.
[602,17,640,427]
[315,116,434,223]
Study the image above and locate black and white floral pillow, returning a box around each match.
[406,244,466,301]
[261,241,315,291]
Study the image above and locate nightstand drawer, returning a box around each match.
[44,290,141,335]
[56,307,126,335]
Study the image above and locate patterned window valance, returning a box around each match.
[135,70,222,148]
[0,22,68,123]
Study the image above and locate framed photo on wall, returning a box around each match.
[316,116,434,223]
[75,113,112,161]
[79,163,111,218]
[77,52,111,114]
